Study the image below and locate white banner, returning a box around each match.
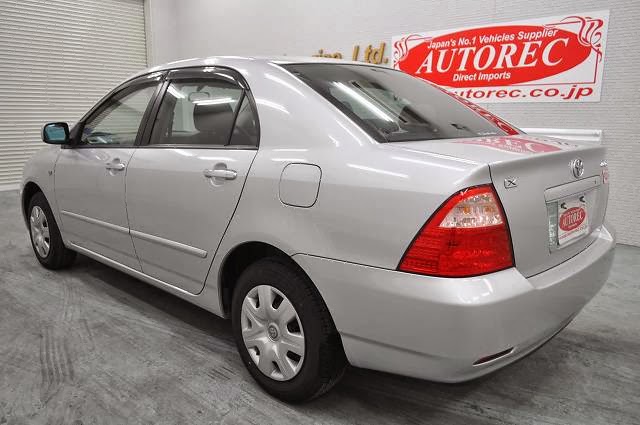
[392,11,609,103]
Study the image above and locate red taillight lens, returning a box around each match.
[398,185,514,277]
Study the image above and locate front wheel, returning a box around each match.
[231,257,346,402]
[28,192,76,269]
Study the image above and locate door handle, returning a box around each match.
[105,161,126,171]
[203,168,237,180]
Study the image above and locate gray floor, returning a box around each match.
[0,190,638,425]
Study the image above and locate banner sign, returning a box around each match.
[392,11,609,103]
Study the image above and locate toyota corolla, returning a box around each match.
[20,56,615,402]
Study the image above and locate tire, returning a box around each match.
[27,191,76,269]
[231,257,347,402]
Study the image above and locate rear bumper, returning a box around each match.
[293,225,615,382]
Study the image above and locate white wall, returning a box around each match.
[144,0,179,66]
[145,0,640,246]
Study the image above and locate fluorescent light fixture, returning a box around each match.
[193,97,235,105]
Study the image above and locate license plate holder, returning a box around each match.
[554,193,589,247]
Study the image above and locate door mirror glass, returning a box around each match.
[42,122,70,144]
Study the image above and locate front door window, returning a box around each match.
[80,84,157,146]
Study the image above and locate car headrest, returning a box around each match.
[193,102,235,133]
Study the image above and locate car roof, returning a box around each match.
[129,55,388,81]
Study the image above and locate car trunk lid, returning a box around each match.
[391,135,609,277]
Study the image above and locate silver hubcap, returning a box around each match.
[30,206,50,258]
[241,285,305,381]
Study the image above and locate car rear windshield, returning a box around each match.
[283,63,514,143]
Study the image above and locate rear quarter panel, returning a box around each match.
[205,61,492,304]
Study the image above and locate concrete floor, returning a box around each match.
[0,190,638,425]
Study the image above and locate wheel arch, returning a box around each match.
[21,181,44,225]
[218,241,314,317]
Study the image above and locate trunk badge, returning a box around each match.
[600,160,609,184]
[570,158,584,178]
[504,177,518,189]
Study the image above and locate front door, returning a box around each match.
[125,68,260,293]
[55,80,159,270]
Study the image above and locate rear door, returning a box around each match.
[125,67,259,294]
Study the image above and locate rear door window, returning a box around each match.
[229,95,259,146]
[150,80,243,146]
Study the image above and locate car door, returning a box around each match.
[54,75,162,270]
[125,67,259,294]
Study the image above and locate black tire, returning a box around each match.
[27,191,76,269]
[231,257,347,403]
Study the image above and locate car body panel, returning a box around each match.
[294,224,615,381]
[125,147,257,294]
[20,146,62,228]
[20,56,616,383]
[490,147,608,277]
[389,136,609,276]
[279,163,322,208]
[54,147,141,270]
[202,60,491,274]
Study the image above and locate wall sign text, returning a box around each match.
[312,43,389,64]
[392,11,609,103]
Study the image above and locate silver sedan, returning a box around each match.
[20,56,615,402]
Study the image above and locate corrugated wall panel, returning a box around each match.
[0,0,147,188]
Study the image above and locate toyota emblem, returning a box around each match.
[570,158,584,178]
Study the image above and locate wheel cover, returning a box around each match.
[30,206,50,258]
[241,285,305,381]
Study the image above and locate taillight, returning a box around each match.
[398,185,514,277]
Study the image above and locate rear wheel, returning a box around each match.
[28,192,76,269]
[231,257,346,402]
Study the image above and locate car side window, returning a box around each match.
[80,84,157,146]
[229,95,259,146]
[150,80,244,146]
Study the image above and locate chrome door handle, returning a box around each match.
[203,168,237,180]
[105,161,126,171]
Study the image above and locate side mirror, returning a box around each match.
[42,122,70,144]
